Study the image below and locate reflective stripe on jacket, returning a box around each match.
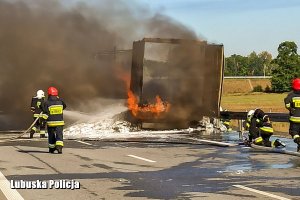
[284,91,300,123]
[31,97,45,117]
[43,96,66,127]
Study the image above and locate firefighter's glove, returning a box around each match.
[244,139,251,147]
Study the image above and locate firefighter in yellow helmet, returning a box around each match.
[30,90,47,138]
[42,87,66,154]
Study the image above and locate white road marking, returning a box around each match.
[233,185,291,200]
[0,171,24,200]
[127,155,156,163]
[76,140,93,146]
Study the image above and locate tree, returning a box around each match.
[248,51,263,76]
[271,41,300,92]
[258,51,272,76]
[225,51,273,76]
[225,54,249,76]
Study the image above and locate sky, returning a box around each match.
[137,0,300,57]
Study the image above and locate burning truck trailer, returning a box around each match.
[125,38,224,129]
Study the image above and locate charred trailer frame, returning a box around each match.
[129,38,224,128]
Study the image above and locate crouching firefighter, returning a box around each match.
[246,109,285,148]
[220,107,232,131]
[284,78,300,152]
[43,87,66,154]
[243,110,255,144]
[30,90,47,138]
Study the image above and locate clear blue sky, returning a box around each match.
[137,0,300,57]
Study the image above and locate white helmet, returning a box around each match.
[36,90,45,99]
[247,110,255,119]
[220,106,223,111]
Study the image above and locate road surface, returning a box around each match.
[0,133,299,199]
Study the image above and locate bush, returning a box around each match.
[252,85,263,92]
[264,85,272,93]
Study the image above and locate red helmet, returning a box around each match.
[292,78,300,90]
[48,87,58,96]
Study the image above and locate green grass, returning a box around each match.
[221,92,290,133]
[221,92,289,112]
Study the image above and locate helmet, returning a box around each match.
[292,78,300,90]
[254,108,265,118]
[36,90,45,99]
[247,110,255,119]
[262,114,270,122]
[48,87,58,96]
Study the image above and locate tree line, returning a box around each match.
[225,41,300,92]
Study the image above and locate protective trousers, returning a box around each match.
[260,132,272,147]
[289,122,300,145]
[47,126,64,149]
[31,117,46,136]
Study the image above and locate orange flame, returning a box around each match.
[127,91,171,117]
[116,66,170,117]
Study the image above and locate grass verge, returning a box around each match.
[221,92,290,134]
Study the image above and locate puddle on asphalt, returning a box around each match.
[217,161,297,174]
[192,131,298,151]
[191,132,300,172]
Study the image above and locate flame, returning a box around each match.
[116,66,170,117]
[127,92,171,117]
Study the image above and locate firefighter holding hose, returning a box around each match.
[30,90,47,138]
[43,87,66,154]
[284,78,300,152]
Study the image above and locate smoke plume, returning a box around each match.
[0,0,196,130]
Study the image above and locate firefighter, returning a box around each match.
[243,109,255,144]
[284,78,300,152]
[30,90,47,138]
[246,108,285,148]
[43,87,66,154]
[244,110,255,133]
[220,107,232,131]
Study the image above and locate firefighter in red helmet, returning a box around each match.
[42,87,66,154]
[284,78,300,152]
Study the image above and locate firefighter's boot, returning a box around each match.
[40,134,46,138]
[273,139,286,148]
[56,146,63,154]
[29,130,35,138]
[297,145,300,152]
[49,148,55,154]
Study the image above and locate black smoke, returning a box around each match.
[0,0,196,130]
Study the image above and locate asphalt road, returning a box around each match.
[0,133,300,200]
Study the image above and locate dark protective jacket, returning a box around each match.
[257,117,273,135]
[248,109,273,139]
[43,96,66,127]
[284,90,300,123]
[248,116,260,139]
[30,97,45,118]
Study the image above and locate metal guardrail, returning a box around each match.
[220,111,289,122]
[224,76,272,79]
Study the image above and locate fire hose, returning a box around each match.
[250,143,300,157]
[10,112,43,139]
